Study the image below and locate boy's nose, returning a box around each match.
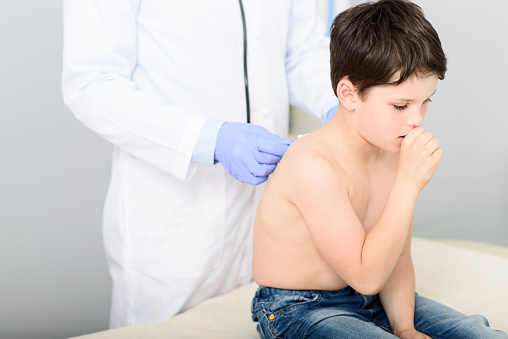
[407,108,425,127]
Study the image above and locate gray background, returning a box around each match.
[1,1,506,338]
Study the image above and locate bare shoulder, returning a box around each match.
[274,134,350,198]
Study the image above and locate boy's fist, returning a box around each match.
[397,126,443,191]
[397,328,432,339]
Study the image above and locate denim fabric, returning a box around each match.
[251,286,507,339]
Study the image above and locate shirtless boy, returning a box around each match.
[251,1,507,338]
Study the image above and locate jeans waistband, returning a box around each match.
[255,285,360,300]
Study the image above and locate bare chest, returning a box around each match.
[348,167,396,233]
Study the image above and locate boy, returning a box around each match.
[251,1,507,338]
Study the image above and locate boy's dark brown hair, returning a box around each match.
[330,0,447,99]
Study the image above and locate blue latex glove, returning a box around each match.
[214,122,293,185]
[324,103,339,124]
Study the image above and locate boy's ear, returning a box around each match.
[336,78,358,111]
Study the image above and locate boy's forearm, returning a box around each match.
[358,178,419,292]
[379,252,416,335]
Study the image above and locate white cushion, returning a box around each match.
[72,237,508,338]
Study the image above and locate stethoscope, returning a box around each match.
[238,0,251,123]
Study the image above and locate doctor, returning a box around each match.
[62,0,338,328]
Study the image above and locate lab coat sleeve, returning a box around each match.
[62,0,205,181]
[191,118,225,166]
[285,0,338,122]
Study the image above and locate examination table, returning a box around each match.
[72,237,508,338]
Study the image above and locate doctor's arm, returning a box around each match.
[285,0,338,124]
[62,1,207,181]
[62,1,291,185]
[194,120,293,185]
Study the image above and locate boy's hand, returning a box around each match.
[397,126,443,191]
[396,328,432,339]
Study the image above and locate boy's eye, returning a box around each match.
[393,99,432,111]
[394,104,408,110]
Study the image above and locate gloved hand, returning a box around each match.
[324,103,339,124]
[214,122,293,185]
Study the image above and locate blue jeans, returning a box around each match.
[251,286,507,338]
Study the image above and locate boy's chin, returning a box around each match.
[384,144,402,154]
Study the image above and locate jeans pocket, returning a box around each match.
[267,292,320,338]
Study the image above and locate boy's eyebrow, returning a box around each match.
[390,89,437,102]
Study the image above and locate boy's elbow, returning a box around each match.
[353,284,382,296]
[350,278,384,296]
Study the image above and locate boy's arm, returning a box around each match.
[378,221,421,337]
[292,161,417,295]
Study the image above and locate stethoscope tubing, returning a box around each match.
[238,0,251,123]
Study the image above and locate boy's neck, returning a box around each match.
[325,105,384,164]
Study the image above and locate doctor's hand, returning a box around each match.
[214,122,292,185]
[324,103,339,124]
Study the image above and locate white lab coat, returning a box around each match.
[62,0,336,328]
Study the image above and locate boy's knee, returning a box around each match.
[453,315,507,339]
[462,314,489,331]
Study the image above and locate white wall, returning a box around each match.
[1,1,506,338]
[408,0,508,244]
